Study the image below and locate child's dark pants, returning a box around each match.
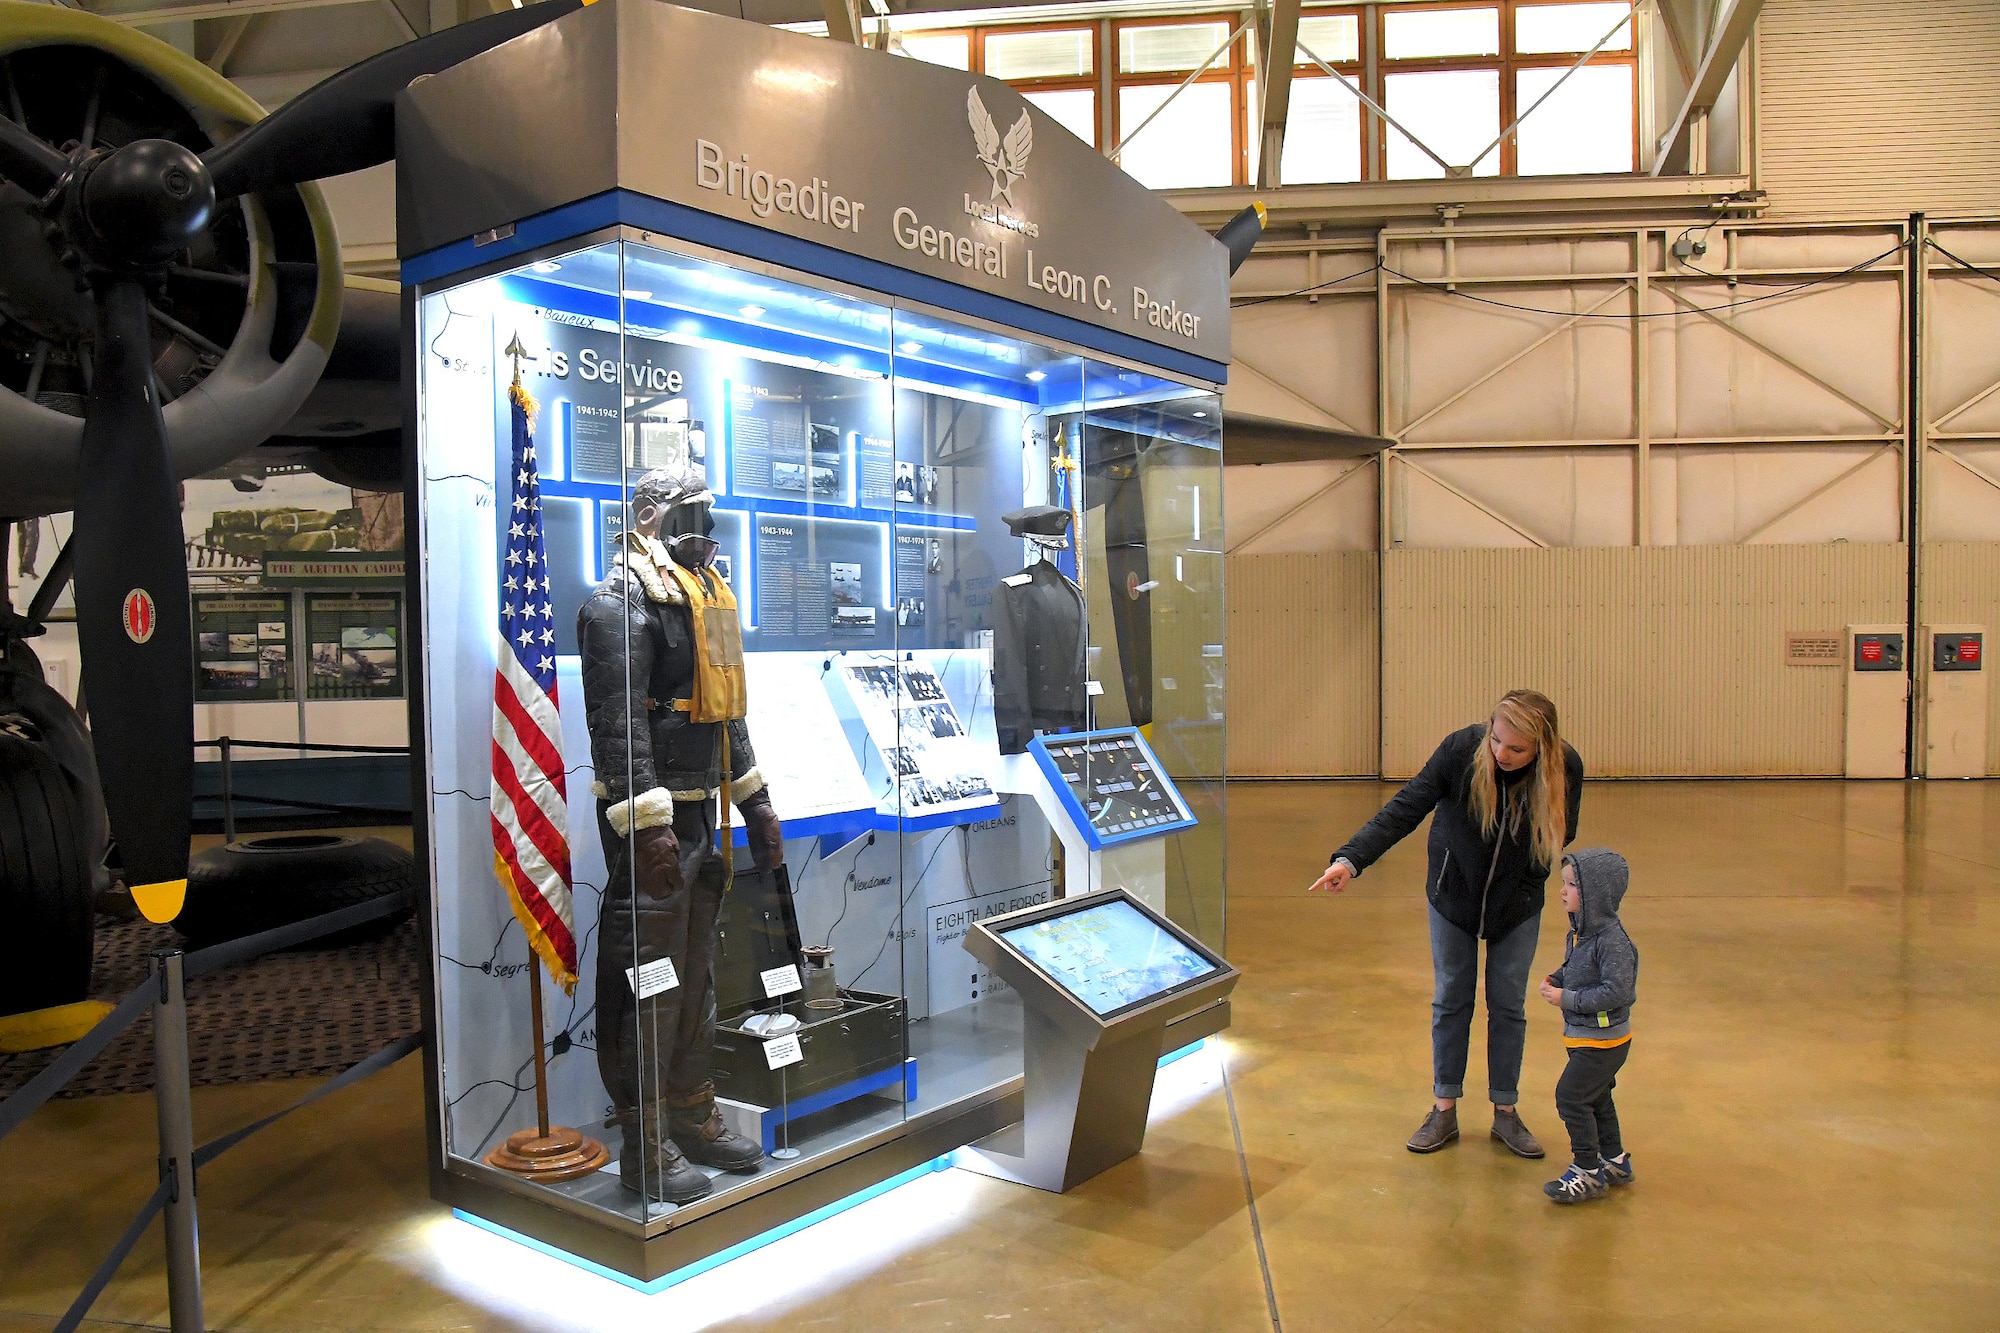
[1555,1042,1629,1170]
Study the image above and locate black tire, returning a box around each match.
[175,834,416,949]
[0,729,95,1016]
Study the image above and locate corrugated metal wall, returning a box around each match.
[1757,0,2000,219]
[1225,552,1379,776]
[1921,541,2000,776]
[1379,543,1906,778]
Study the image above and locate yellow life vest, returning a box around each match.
[660,559,748,724]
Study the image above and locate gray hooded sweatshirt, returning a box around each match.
[1549,847,1638,1044]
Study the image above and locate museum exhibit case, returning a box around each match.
[400,0,1233,1280]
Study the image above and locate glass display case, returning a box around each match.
[413,232,1224,1268]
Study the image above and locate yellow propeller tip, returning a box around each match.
[132,878,188,924]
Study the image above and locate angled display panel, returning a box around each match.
[1028,727,1199,850]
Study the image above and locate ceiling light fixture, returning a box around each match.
[899,341,924,354]
[621,289,651,301]
[530,261,561,274]
[1026,370,1047,382]
[739,304,766,318]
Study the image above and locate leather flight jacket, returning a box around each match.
[577,536,762,830]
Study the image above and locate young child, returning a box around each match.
[1536,847,1638,1204]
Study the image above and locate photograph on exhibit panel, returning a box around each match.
[837,653,994,816]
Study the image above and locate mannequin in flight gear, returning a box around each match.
[992,504,1087,755]
[577,464,785,1205]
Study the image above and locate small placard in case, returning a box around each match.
[763,1032,805,1069]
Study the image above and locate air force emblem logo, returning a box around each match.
[967,87,1032,211]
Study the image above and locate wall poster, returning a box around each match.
[192,593,293,702]
[307,592,406,700]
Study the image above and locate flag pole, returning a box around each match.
[484,331,607,1184]
[529,953,552,1139]
[485,949,606,1181]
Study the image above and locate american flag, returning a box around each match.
[489,380,578,992]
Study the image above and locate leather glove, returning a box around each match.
[632,824,683,899]
[737,789,785,872]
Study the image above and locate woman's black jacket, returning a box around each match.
[1332,724,1584,941]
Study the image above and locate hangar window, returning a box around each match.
[881,0,1638,188]
[1113,16,1252,189]
[895,22,1102,147]
[1377,1,1637,178]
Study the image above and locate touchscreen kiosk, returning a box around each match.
[997,897,1219,1017]
[960,889,1237,1192]
[1028,729,1198,850]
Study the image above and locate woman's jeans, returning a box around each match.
[1428,907,1539,1105]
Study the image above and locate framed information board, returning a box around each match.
[191,593,293,702]
[305,592,405,700]
[1027,727,1197,850]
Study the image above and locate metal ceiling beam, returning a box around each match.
[1651,0,1698,84]
[204,12,254,70]
[380,0,419,41]
[1253,0,1299,190]
[1168,173,1761,231]
[111,0,397,28]
[821,0,864,44]
[1651,0,1764,176]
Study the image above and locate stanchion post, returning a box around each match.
[151,949,205,1332]
[218,736,235,845]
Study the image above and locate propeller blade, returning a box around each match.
[71,275,194,923]
[0,111,65,193]
[203,0,585,200]
[1216,201,1266,276]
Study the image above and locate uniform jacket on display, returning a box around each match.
[992,557,1087,755]
[1332,724,1585,941]
[1549,847,1638,1044]
[577,534,762,827]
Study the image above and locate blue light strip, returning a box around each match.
[451,1044,1209,1293]
[754,1060,915,1153]
[452,1153,954,1296]
[403,190,1229,385]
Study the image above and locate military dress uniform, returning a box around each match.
[992,505,1089,755]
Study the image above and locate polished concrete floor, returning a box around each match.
[3,780,1997,1331]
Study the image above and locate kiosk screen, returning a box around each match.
[998,898,1219,1016]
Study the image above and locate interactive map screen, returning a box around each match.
[998,899,1219,1017]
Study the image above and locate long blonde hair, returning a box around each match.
[1467,689,1568,871]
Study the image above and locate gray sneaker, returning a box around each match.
[1406,1106,1459,1153]
[1490,1108,1546,1159]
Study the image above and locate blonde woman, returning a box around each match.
[1308,690,1583,1159]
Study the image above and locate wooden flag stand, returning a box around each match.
[485,953,609,1181]
[485,338,606,1183]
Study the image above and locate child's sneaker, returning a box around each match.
[1543,1163,1609,1204]
[1600,1152,1634,1187]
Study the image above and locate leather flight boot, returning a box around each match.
[668,1082,765,1173]
[1407,1105,1459,1153]
[619,1119,713,1205]
[1490,1107,1546,1159]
